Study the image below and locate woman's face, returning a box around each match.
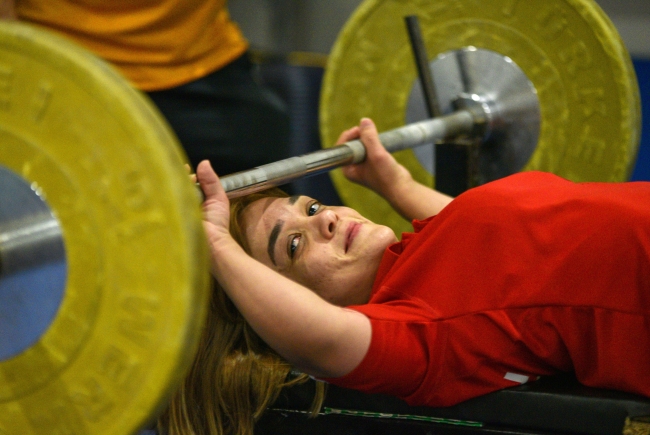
[241,195,398,306]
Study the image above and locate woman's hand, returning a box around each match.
[340,118,413,202]
[196,160,239,260]
[340,118,454,220]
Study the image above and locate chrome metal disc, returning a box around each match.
[406,47,541,184]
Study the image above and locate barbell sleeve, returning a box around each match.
[220,109,476,198]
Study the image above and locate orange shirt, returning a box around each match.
[16,0,249,90]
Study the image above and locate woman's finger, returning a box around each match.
[196,160,225,202]
[358,118,384,157]
[336,126,361,145]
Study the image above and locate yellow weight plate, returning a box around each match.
[320,0,641,234]
[0,22,209,434]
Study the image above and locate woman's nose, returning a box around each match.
[315,209,337,239]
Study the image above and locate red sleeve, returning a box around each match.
[320,294,448,401]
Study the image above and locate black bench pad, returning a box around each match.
[257,374,650,435]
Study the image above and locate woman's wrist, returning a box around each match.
[376,165,415,205]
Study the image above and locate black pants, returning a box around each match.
[147,53,292,176]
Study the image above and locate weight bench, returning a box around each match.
[256,374,650,435]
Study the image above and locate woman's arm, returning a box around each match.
[341,118,453,221]
[197,160,371,378]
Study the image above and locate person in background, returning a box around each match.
[6,0,291,175]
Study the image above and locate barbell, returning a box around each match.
[0,0,641,433]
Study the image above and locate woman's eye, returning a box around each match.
[289,235,301,258]
[308,202,321,216]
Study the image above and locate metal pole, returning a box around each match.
[404,15,442,119]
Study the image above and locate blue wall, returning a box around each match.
[630,58,650,181]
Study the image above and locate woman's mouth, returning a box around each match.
[345,223,361,253]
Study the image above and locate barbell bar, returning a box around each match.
[221,108,478,198]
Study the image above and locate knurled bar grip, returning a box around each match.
[221,109,475,198]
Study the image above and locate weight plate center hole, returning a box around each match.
[0,165,67,360]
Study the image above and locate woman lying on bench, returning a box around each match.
[163,117,650,435]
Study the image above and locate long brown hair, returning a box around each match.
[159,188,326,435]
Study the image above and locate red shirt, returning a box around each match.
[325,172,650,407]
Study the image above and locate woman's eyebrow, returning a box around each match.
[267,220,284,266]
[266,196,302,265]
